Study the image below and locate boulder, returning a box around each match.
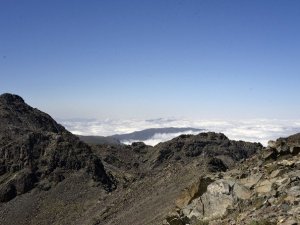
[240,173,263,189]
[175,176,213,209]
[276,145,290,155]
[278,160,295,167]
[270,169,286,178]
[262,149,277,161]
[281,218,298,225]
[207,158,228,172]
[233,182,251,200]
[182,179,235,221]
[13,169,37,195]
[267,140,277,148]
[0,183,16,202]
[255,180,273,193]
[165,216,184,225]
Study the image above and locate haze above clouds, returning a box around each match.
[1,1,299,144]
[1,1,300,122]
[60,118,300,146]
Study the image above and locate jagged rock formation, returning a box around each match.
[0,93,115,203]
[165,134,300,225]
[145,132,262,169]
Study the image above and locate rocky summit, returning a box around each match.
[0,93,114,202]
[0,93,299,225]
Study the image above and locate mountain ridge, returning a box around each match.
[0,93,299,225]
[77,127,204,145]
[0,93,115,203]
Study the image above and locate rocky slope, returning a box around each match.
[77,133,262,225]
[0,93,115,204]
[144,132,261,169]
[165,134,300,225]
[1,93,298,225]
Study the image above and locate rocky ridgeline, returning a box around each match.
[146,132,262,170]
[1,93,299,225]
[164,134,300,225]
[0,93,115,202]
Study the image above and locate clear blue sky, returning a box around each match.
[1,0,300,120]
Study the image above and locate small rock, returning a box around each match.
[262,149,277,161]
[268,140,277,148]
[233,183,252,200]
[274,177,290,186]
[276,145,290,155]
[240,173,263,189]
[278,160,295,167]
[287,186,300,197]
[270,169,286,178]
[281,218,298,225]
[165,215,184,225]
[255,180,273,193]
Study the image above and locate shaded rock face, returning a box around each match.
[92,141,151,172]
[0,93,114,202]
[0,93,64,135]
[165,133,300,225]
[150,132,262,169]
[207,158,228,172]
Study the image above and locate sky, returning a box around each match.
[1,0,300,121]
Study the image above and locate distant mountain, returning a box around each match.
[77,135,120,145]
[77,127,203,145]
[110,127,203,141]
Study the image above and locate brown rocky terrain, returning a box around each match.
[165,133,300,225]
[88,133,261,225]
[0,93,299,225]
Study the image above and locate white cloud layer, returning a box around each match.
[59,118,300,146]
[122,130,201,146]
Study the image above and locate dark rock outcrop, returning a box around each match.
[0,93,115,202]
[149,132,262,169]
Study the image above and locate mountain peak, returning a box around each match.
[0,93,115,203]
[0,93,25,105]
[0,92,64,134]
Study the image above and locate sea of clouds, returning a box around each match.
[121,130,202,146]
[59,118,300,146]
